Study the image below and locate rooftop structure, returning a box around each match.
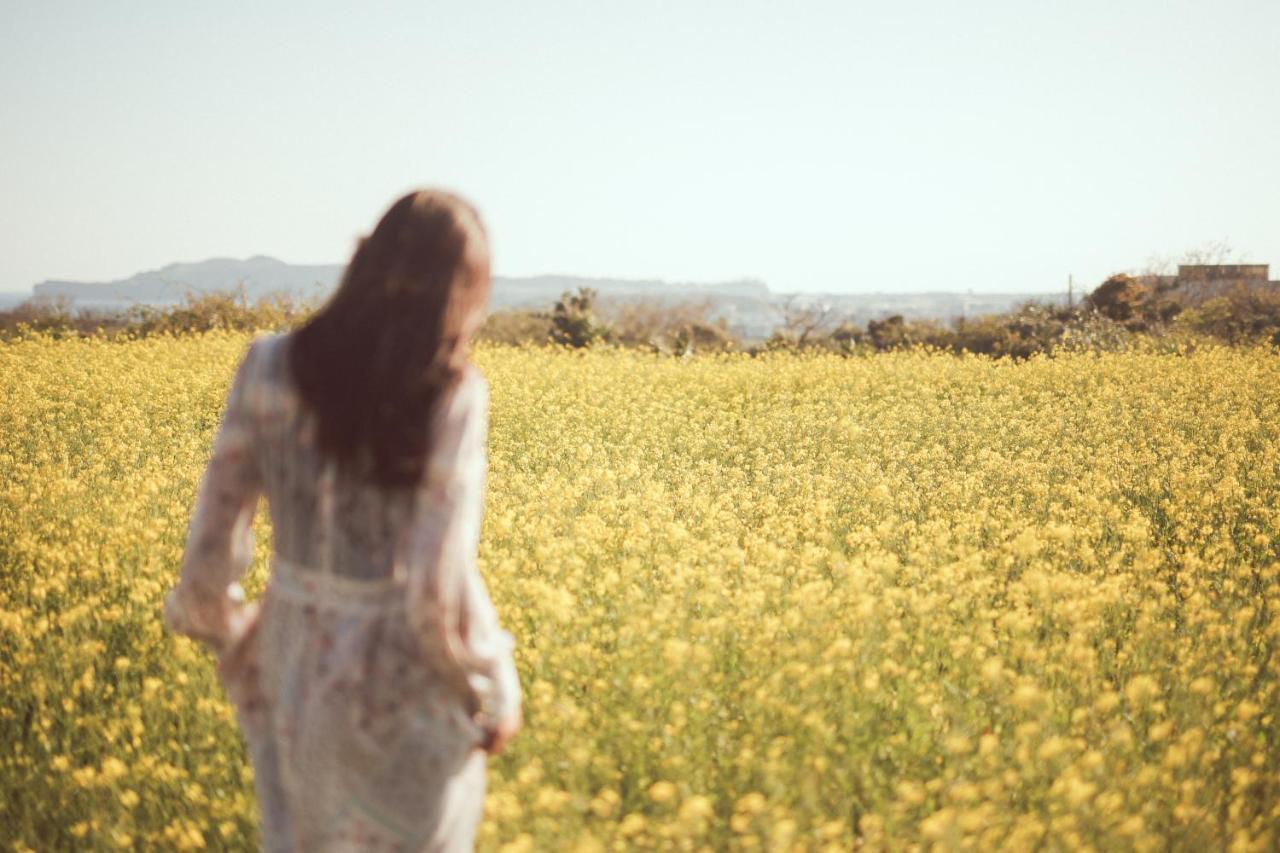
[1138,263,1277,303]
[1177,264,1269,281]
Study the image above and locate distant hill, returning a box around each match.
[34,256,341,306]
[32,256,769,308]
[29,256,1067,341]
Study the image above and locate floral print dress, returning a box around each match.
[164,332,520,852]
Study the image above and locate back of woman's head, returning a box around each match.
[289,189,491,488]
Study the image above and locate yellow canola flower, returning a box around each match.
[648,780,678,803]
[2,334,1278,850]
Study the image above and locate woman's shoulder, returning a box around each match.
[237,331,301,419]
[245,330,291,365]
[427,366,488,442]
[241,331,297,386]
[449,365,489,417]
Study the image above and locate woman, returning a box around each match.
[164,190,522,852]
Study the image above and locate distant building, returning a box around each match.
[1138,263,1277,302]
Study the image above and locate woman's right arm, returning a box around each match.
[455,532,523,751]
[404,372,522,750]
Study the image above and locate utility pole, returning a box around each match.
[1067,274,1074,310]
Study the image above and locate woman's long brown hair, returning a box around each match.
[288,190,491,488]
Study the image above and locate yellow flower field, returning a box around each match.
[1,333,1278,851]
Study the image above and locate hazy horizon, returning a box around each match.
[3,1,1278,296]
[2,248,1273,299]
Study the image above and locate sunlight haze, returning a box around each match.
[2,0,1277,295]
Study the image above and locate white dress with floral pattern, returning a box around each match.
[164,332,520,852]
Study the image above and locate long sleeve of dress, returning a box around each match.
[404,373,521,728]
[164,338,264,656]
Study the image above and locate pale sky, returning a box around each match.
[2,0,1278,295]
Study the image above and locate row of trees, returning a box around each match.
[0,289,312,338]
[4,278,1278,356]
[479,280,1280,357]
[1082,273,1280,344]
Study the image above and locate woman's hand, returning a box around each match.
[481,707,522,755]
[216,600,261,677]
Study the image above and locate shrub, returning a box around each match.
[603,299,740,354]
[124,289,311,336]
[1175,283,1280,345]
[549,287,613,348]
[478,310,551,346]
[0,295,80,338]
[1085,274,1149,324]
